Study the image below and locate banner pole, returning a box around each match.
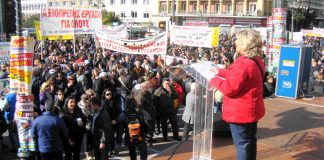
[73,7,76,55]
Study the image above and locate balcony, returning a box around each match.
[246,10,257,16]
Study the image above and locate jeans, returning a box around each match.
[229,122,257,160]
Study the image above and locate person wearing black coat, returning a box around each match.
[89,97,113,160]
[125,96,153,160]
[91,68,105,96]
[153,78,180,141]
[102,88,120,155]
[64,75,81,102]
[61,96,87,160]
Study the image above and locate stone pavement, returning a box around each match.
[2,95,324,160]
[152,95,324,160]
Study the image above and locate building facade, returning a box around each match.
[0,0,4,33]
[46,0,105,9]
[153,0,272,29]
[104,0,157,25]
[21,0,47,17]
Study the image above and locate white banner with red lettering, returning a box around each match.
[170,25,214,48]
[40,7,102,35]
[95,29,167,55]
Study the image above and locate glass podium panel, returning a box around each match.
[184,63,214,160]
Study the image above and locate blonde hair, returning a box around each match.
[40,82,49,92]
[85,89,97,97]
[236,29,263,58]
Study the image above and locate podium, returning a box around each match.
[184,62,215,160]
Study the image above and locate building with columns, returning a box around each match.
[46,0,105,9]
[153,0,272,29]
[21,0,47,17]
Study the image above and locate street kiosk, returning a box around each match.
[275,44,313,99]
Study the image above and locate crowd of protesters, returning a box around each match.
[303,36,324,93]
[0,30,323,160]
[0,35,191,160]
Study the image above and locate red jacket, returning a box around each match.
[210,56,265,123]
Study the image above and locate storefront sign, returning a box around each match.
[208,18,235,25]
[183,21,209,27]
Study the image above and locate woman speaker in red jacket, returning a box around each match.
[210,29,265,160]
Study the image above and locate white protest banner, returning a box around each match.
[301,29,324,37]
[95,29,167,55]
[0,42,10,65]
[170,25,214,48]
[165,55,189,66]
[101,23,128,39]
[40,7,102,35]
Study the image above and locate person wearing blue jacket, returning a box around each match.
[0,92,19,152]
[31,100,68,160]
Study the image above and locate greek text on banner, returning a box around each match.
[40,7,102,35]
[95,29,167,55]
[170,25,215,48]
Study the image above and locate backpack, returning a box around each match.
[128,116,142,144]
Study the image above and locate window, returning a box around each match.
[88,0,93,5]
[80,0,83,6]
[120,12,126,18]
[63,1,67,6]
[132,0,137,4]
[215,3,220,13]
[55,2,60,6]
[226,3,231,14]
[121,0,126,4]
[193,4,197,11]
[110,0,115,5]
[204,4,208,12]
[131,11,137,18]
[143,12,149,18]
[70,1,75,6]
[161,5,167,12]
[249,3,256,15]
[182,3,186,11]
[143,0,149,5]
